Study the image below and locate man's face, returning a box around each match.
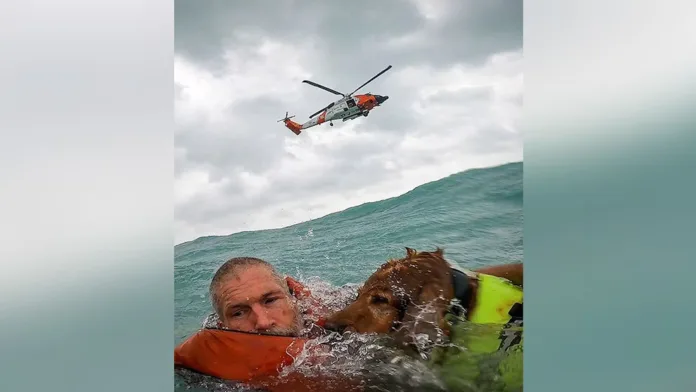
[216,266,302,336]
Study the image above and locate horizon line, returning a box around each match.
[175,160,522,248]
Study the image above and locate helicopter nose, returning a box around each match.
[375,95,389,104]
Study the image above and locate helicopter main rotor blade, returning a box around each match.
[348,65,392,96]
[309,104,331,119]
[302,80,345,96]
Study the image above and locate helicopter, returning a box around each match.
[278,65,392,135]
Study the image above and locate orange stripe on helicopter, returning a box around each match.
[355,94,377,111]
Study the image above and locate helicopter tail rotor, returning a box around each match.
[276,111,296,122]
[277,111,302,135]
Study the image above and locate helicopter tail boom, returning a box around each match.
[283,119,302,135]
[277,112,302,135]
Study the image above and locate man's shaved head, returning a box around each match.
[209,256,289,317]
[208,256,301,336]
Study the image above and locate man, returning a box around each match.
[175,257,353,392]
[208,256,305,336]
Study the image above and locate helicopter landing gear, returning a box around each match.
[329,122,333,126]
[362,111,369,117]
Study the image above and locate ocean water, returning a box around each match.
[174,161,523,390]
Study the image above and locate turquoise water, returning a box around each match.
[174,161,523,390]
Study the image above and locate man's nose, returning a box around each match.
[251,306,275,330]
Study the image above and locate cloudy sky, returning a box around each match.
[174,0,523,245]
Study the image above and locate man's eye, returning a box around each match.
[230,310,244,318]
[265,297,279,305]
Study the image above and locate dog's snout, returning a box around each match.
[323,320,347,333]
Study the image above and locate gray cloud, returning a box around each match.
[175,97,290,177]
[175,0,521,73]
[174,0,523,243]
[175,0,420,68]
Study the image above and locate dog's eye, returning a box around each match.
[371,295,389,305]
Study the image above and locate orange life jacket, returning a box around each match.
[174,277,361,391]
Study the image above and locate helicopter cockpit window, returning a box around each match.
[346,99,356,108]
[327,102,335,109]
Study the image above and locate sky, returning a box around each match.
[174,0,523,245]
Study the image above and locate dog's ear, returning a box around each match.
[405,247,417,257]
[393,283,450,349]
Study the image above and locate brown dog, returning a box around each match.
[323,247,523,348]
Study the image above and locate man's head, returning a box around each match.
[209,257,303,336]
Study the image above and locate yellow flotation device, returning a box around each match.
[432,268,524,391]
[468,272,523,324]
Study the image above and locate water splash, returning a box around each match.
[281,281,452,391]
[183,279,521,392]
[280,330,447,392]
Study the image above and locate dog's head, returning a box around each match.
[324,247,455,346]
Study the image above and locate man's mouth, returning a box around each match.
[260,327,296,336]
